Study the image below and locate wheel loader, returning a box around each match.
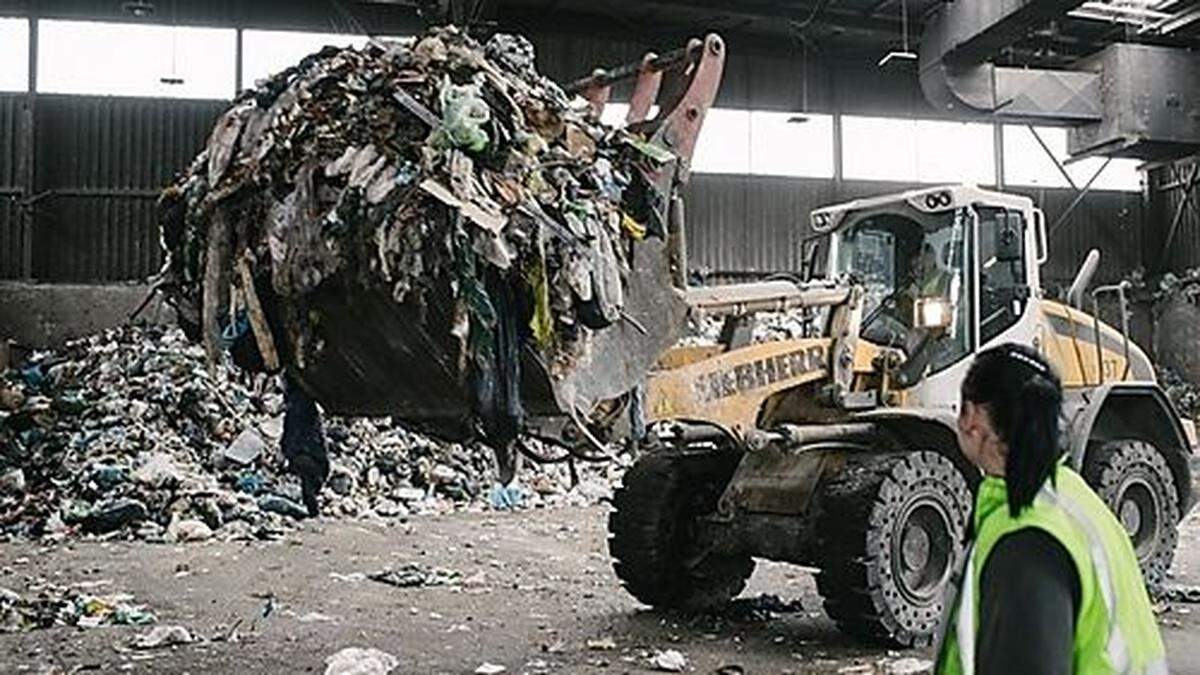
[606,183,1200,647]
[161,28,1199,651]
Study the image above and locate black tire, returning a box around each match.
[608,450,753,612]
[1084,440,1181,591]
[815,451,971,648]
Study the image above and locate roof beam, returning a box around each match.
[1150,1,1200,33]
[611,0,910,34]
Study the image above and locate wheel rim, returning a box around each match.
[893,498,955,604]
[1117,478,1161,560]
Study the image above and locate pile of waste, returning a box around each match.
[1146,267,1200,303]
[0,581,156,633]
[1124,266,1200,414]
[680,309,822,346]
[0,325,620,542]
[1157,365,1200,419]
[158,25,683,448]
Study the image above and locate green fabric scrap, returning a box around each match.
[452,227,497,366]
[524,254,554,351]
[622,136,675,164]
[431,75,491,153]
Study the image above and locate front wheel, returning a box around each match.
[608,451,753,612]
[1084,440,1181,591]
[815,451,972,647]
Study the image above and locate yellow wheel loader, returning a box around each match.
[607,184,1200,647]
[160,28,1198,650]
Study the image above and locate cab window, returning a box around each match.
[977,206,1030,344]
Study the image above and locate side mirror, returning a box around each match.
[1067,249,1101,309]
[1032,208,1048,264]
[800,235,825,281]
[995,212,1024,262]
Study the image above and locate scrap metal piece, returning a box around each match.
[201,209,231,370]
[236,255,280,372]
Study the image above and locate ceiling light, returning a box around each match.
[1068,1,1172,23]
[878,0,918,69]
[879,50,918,67]
[122,1,155,18]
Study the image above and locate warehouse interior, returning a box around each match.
[2,0,1200,673]
[1,2,1196,301]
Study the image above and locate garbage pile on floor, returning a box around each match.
[0,325,621,542]
[0,580,156,632]
[158,25,681,446]
[1124,266,1200,417]
[1157,365,1200,419]
[680,309,822,346]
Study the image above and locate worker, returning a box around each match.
[935,343,1167,675]
[281,373,331,517]
[915,242,952,298]
[226,311,330,516]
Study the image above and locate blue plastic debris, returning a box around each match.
[488,482,523,510]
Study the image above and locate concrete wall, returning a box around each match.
[0,282,174,349]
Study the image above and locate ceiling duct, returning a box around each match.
[919,0,1102,122]
[919,0,1200,160]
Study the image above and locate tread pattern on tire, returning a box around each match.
[815,451,971,648]
[608,451,753,612]
[1083,440,1181,592]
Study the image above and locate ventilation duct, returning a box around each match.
[919,0,1200,160]
[919,0,1101,122]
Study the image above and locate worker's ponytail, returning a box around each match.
[961,343,1064,516]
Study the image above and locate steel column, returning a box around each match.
[1050,156,1111,235]
[994,123,1005,189]
[1029,125,1078,190]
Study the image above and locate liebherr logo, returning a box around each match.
[693,344,828,403]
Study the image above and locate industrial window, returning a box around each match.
[842,116,996,184]
[0,18,29,92]
[241,29,371,90]
[596,102,661,128]
[692,108,751,174]
[748,111,834,178]
[1002,125,1142,192]
[599,102,632,127]
[38,20,236,99]
[601,106,833,177]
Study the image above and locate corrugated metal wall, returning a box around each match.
[1011,186,1145,287]
[0,95,28,279]
[0,28,1160,286]
[681,175,1143,289]
[1148,155,1200,273]
[24,96,224,282]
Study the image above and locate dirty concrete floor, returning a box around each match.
[2,506,1200,675]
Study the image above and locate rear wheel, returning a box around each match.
[1084,440,1180,591]
[816,451,971,647]
[608,450,753,612]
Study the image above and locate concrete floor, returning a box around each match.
[2,506,1199,675]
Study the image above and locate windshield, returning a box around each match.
[831,206,973,373]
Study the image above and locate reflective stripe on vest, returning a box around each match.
[949,484,1169,675]
[954,542,979,675]
[1040,484,1130,672]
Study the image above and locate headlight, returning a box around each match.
[915,297,953,330]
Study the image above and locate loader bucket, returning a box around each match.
[283,234,687,441]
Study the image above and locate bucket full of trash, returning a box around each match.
[157,27,700,450]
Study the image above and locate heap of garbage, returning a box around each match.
[0,326,621,542]
[1,582,156,633]
[1124,266,1200,416]
[158,26,683,448]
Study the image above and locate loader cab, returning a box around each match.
[813,185,1047,398]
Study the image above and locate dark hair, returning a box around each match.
[961,342,1063,516]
